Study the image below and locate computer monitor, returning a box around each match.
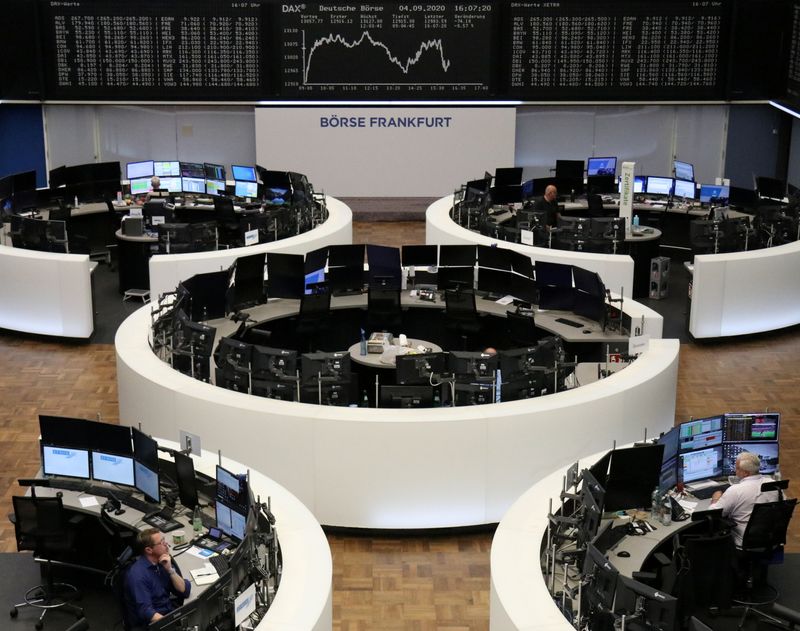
[679,445,723,484]
[555,159,585,179]
[448,351,497,382]
[127,160,154,180]
[206,179,226,196]
[251,345,297,380]
[673,160,695,181]
[578,483,604,548]
[129,177,152,196]
[498,347,537,380]
[395,352,448,385]
[42,445,91,479]
[39,415,92,449]
[230,252,266,310]
[89,422,132,455]
[614,574,677,631]
[251,379,298,401]
[379,385,434,408]
[159,177,182,193]
[301,352,351,385]
[656,427,680,492]
[619,175,646,194]
[723,412,780,442]
[437,267,473,292]
[587,157,617,177]
[173,451,199,510]
[216,465,248,511]
[494,167,523,187]
[402,245,438,267]
[232,165,257,182]
[234,180,258,198]
[477,268,514,297]
[645,176,674,196]
[602,445,664,512]
[722,442,779,476]
[477,244,512,270]
[266,252,304,299]
[439,244,476,267]
[699,184,730,204]
[181,177,205,195]
[91,451,135,486]
[204,163,225,181]
[581,543,619,613]
[755,176,786,200]
[150,598,200,631]
[180,162,205,178]
[367,244,402,290]
[678,415,724,452]
[133,428,160,503]
[673,178,696,199]
[586,175,617,194]
[535,261,574,311]
[154,161,180,177]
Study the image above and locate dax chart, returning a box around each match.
[278,2,495,98]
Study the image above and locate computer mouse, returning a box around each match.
[582,329,591,334]
[56,491,63,499]
[617,550,631,558]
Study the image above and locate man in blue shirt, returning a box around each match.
[124,528,191,628]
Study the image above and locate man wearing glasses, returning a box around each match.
[125,528,191,628]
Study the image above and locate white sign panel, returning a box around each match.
[255,108,516,197]
[619,160,635,235]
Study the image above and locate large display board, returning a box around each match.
[39,0,267,100]
[0,0,791,101]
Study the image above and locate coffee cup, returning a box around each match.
[172,530,186,545]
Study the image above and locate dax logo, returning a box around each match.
[282,4,305,11]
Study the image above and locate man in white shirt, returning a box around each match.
[710,451,778,547]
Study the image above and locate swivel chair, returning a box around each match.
[296,290,332,352]
[443,289,481,350]
[9,495,85,629]
[586,194,605,217]
[105,545,136,631]
[506,310,539,346]
[730,484,796,628]
[213,197,242,248]
[366,287,402,334]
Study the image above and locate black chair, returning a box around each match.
[506,310,538,346]
[586,194,604,217]
[213,197,242,247]
[9,495,85,628]
[443,289,481,350]
[98,508,136,566]
[105,545,136,631]
[296,291,332,352]
[730,488,796,628]
[366,287,402,334]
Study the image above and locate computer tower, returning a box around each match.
[649,256,670,300]
[122,215,144,237]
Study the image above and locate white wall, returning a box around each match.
[255,107,516,197]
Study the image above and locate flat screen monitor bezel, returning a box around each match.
[673,160,695,182]
[154,161,181,177]
[645,176,674,196]
[91,450,135,487]
[126,160,154,181]
[234,180,258,198]
[173,451,199,510]
[232,165,257,182]
[41,443,91,480]
[679,445,723,484]
[586,157,617,177]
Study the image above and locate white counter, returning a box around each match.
[148,196,352,300]
[689,239,800,338]
[426,195,636,299]
[116,301,678,530]
[0,243,94,338]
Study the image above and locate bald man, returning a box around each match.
[533,184,561,227]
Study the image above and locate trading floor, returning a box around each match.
[0,219,798,630]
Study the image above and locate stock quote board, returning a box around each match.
[505,0,731,100]
[276,2,497,99]
[39,0,268,100]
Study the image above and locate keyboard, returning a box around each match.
[118,494,161,515]
[555,317,584,328]
[200,511,216,529]
[690,483,729,500]
[208,554,230,575]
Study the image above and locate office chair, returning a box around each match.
[98,508,136,565]
[586,194,604,217]
[729,489,796,628]
[506,310,539,346]
[105,545,136,631]
[443,289,481,350]
[213,197,242,247]
[9,495,85,628]
[296,291,332,352]
[366,287,402,334]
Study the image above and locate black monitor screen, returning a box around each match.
[395,352,448,385]
[267,253,304,299]
[39,415,92,449]
[723,412,779,442]
[251,345,297,380]
[555,160,584,180]
[132,428,159,471]
[603,445,664,512]
[304,247,329,274]
[437,267,473,292]
[509,251,534,278]
[301,352,351,385]
[232,253,266,310]
[180,270,229,321]
[174,452,199,510]
[402,245,437,267]
[367,244,402,290]
[327,265,364,294]
[494,167,523,187]
[439,245,476,267]
[477,268,514,296]
[380,385,434,408]
[477,244,511,270]
[449,351,498,381]
[328,244,365,267]
[89,421,132,455]
[586,157,617,177]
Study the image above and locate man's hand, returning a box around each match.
[710,490,723,504]
[158,554,173,573]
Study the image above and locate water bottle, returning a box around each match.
[633,214,640,227]
[660,494,672,526]
[774,464,781,481]
[192,505,202,532]
[73,195,79,208]
[359,328,367,356]
[650,486,660,521]
[360,389,370,408]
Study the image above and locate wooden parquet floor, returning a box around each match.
[0,220,798,630]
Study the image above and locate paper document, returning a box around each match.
[190,564,218,585]
[186,546,215,559]
[495,295,514,305]
[79,496,100,508]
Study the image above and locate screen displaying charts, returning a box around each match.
[278,2,495,98]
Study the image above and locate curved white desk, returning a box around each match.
[148,196,353,300]
[116,298,678,530]
[0,243,94,338]
[158,438,332,631]
[689,239,800,338]
[426,195,636,299]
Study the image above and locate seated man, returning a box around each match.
[532,184,561,227]
[124,528,191,628]
[710,451,778,547]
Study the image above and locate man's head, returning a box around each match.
[544,185,558,202]
[150,175,161,191]
[735,451,761,478]
[138,528,168,560]
[483,347,498,356]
